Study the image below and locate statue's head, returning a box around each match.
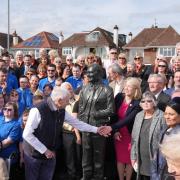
[87,64,103,83]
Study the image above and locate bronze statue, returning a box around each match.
[79,64,115,180]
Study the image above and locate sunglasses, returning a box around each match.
[27,73,34,75]
[111,52,117,54]
[10,94,18,97]
[158,65,166,67]
[20,81,28,83]
[141,100,153,103]
[134,57,141,60]
[47,69,55,72]
[66,59,72,61]
[55,61,61,64]
[119,57,125,59]
[3,108,13,112]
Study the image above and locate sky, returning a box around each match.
[1,0,180,41]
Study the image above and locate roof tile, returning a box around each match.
[12,31,59,49]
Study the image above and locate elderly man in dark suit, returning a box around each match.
[148,73,171,111]
[79,64,115,180]
[108,63,125,97]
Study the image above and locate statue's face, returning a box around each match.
[87,66,99,83]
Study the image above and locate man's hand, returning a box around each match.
[44,149,55,159]
[114,132,122,141]
[131,159,137,167]
[76,137,81,145]
[97,126,112,137]
[131,159,138,172]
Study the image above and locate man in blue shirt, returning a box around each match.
[38,64,56,92]
[2,54,19,87]
[66,64,83,91]
[16,76,33,109]
[0,68,17,96]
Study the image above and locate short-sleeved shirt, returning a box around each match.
[0,117,21,159]
[66,76,83,91]
[38,77,56,92]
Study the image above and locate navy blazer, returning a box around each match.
[111,93,141,134]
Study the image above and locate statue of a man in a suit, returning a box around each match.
[79,64,115,180]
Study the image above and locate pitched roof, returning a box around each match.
[124,25,180,48]
[60,27,125,47]
[12,31,59,49]
[0,32,23,49]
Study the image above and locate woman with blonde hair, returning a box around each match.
[118,53,127,75]
[37,64,47,79]
[86,53,95,66]
[48,49,59,64]
[15,50,24,68]
[100,77,142,180]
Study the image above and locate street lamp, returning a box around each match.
[7,0,10,52]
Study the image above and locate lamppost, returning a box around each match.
[7,0,10,52]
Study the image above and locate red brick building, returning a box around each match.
[11,31,60,58]
[123,25,180,64]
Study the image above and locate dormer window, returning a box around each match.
[86,31,100,42]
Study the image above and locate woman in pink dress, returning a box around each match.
[113,77,142,180]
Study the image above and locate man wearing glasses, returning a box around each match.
[148,73,171,111]
[103,48,118,77]
[38,64,56,92]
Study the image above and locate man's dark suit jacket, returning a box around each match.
[111,93,141,134]
[157,91,171,112]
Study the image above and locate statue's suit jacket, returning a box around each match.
[79,83,115,127]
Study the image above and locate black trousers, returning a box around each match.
[63,132,82,179]
[82,132,106,180]
[139,174,150,180]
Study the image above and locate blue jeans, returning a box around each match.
[24,153,56,180]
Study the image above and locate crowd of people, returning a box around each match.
[0,44,180,180]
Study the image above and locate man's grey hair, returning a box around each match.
[51,87,70,101]
[109,63,123,75]
[60,82,73,89]
[176,42,180,48]
[148,73,167,83]
[15,50,23,57]
[66,55,73,60]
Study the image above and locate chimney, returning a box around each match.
[128,32,133,42]
[113,25,119,47]
[12,30,18,46]
[59,31,64,44]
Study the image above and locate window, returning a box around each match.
[159,47,175,57]
[35,49,39,58]
[62,47,72,55]
[86,31,100,42]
